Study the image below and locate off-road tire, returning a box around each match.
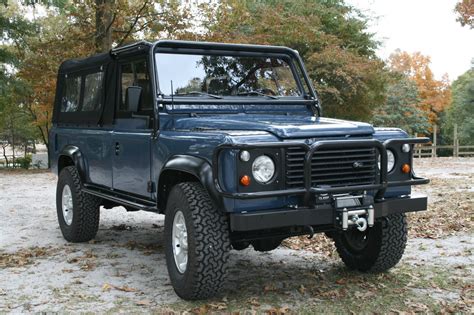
[164,182,231,300]
[252,238,283,252]
[333,213,407,272]
[56,166,101,242]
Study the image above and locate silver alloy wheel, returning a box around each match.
[61,184,74,226]
[172,210,188,273]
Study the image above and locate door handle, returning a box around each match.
[115,142,120,155]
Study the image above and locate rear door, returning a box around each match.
[112,58,154,197]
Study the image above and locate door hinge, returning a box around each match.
[147,181,156,193]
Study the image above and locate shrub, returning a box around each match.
[16,155,32,169]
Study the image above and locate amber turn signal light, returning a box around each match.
[240,175,251,186]
[401,164,411,174]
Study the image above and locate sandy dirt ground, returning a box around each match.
[0,158,473,313]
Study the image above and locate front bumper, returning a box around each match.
[229,194,427,231]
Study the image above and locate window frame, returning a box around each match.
[154,49,308,100]
[115,57,154,120]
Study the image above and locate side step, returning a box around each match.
[82,186,158,212]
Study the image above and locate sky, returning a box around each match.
[346,0,474,81]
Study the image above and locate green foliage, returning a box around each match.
[16,154,32,169]
[372,75,430,135]
[442,69,474,144]
[204,0,387,121]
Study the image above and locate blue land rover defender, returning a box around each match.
[50,40,429,300]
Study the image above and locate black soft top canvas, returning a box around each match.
[53,52,117,126]
[58,52,113,74]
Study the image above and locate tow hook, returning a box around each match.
[352,215,368,232]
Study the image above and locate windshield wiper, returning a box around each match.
[236,91,279,99]
[174,91,222,99]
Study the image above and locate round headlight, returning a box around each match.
[252,155,275,184]
[378,149,396,173]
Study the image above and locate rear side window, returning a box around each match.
[61,76,81,112]
[82,72,104,111]
[60,71,104,113]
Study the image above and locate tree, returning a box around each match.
[372,75,430,135]
[0,3,34,91]
[64,0,197,53]
[202,0,387,121]
[388,50,451,126]
[6,0,199,162]
[0,81,37,167]
[454,0,474,29]
[443,69,474,144]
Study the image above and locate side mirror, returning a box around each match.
[126,86,142,112]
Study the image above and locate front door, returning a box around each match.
[112,58,154,198]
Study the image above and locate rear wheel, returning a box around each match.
[333,213,407,272]
[56,166,101,242]
[164,182,231,300]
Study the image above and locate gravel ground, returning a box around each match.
[0,158,473,313]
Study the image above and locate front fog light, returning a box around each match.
[240,150,250,162]
[402,144,411,153]
[252,155,275,184]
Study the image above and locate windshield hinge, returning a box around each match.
[147,181,156,193]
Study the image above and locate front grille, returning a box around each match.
[285,147,377,189]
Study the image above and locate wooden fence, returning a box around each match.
[413,144,474,158]
[413,124,474,158]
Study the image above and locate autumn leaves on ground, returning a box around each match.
[0,157,473,313]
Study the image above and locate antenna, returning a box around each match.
[171,80,174,111]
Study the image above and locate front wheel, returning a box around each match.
[333,213,407,272]
[164,182,231,300]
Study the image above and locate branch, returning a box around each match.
[117,0,149,47]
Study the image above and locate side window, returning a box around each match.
[134,60,152,110]
[119,59,152,113]
[120,63,134,111]
[61,76,81,112]
[82,72,104,112]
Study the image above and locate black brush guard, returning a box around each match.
[212,138,430,203]
[212,138,431,232]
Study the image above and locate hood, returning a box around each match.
[172,114,374,139]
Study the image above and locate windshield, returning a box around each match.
[155,53,302,98]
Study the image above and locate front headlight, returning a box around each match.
[252,155,275,184]
[378,149,396,173]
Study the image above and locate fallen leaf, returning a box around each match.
[115,285,138,292]
[136,300,152,306]
[102,283,113,292]
[298,285,306,294]
[335,278,346,285]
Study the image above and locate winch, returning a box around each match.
[334,194,375,231]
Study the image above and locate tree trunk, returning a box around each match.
[2,145,8,168]
[9,115,16,168]
[95,0,115,53]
